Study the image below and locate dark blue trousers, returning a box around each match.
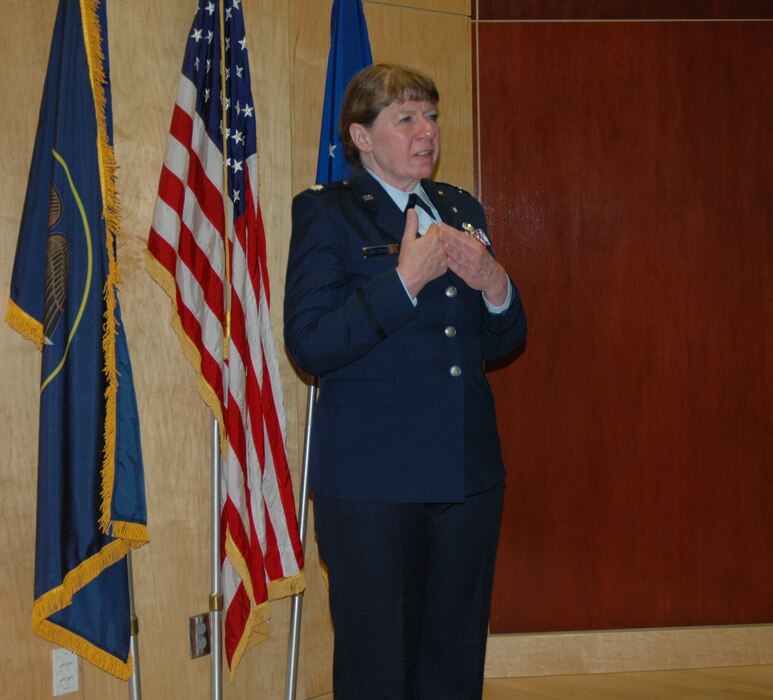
[313,483,504,700]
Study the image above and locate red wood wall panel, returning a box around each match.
[477,1,773,20]
[477,19,773,633]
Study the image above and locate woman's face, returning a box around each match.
[351,99,440,192]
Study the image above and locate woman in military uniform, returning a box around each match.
[284,64,527,699]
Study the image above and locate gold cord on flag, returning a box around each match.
[219,0,231,359]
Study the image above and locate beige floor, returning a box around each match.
[313,664,773,699]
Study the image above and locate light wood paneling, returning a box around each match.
[1,3,73,698]
[2,0,475,698]
[291,0,473,194]
[484,626,773,678]
[371,0,469,15]
[366,2,473,191]
[290,0,330,194]
[482,664,773,699]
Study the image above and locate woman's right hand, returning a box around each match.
[396,209,448,299]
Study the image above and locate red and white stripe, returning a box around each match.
[148,72,304,675]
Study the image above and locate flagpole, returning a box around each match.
[284,380,317,700]
[127,552,142,700]
[211,1,227,694]
[209,2,231,700]
[210,417,224,700]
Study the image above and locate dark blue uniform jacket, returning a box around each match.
[284,170,526,503]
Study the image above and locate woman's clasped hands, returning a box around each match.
[397,207,509,305]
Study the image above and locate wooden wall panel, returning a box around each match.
[484,626,773,678]
[1,1,473,698]
[366,3,473,190]
[477,0,773,20]
[476,19,773,635]
[373,0,469,13]
[291,0,473,196]
[1,3,74,698]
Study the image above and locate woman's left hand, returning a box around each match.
[438,224,510,306]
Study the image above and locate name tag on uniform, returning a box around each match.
[362,244,400,257]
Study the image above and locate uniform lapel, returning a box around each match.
[349,173,473,245]
[350,171,406,244]
[422,180,465,229]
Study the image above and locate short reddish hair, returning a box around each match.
[340,64,440,166]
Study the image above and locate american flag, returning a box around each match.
[146,0,304,676]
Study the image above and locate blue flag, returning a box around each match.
[316,0,373,184]
[6,0,148,680]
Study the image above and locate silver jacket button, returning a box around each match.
[449,365,462,377]
[445,285,457,298]
[444,326,457,338]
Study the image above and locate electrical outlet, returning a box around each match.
[188,612,210,659]
[52,648,79,696]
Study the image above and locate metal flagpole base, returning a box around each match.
[211,417,224,700]
[285,380,317,700]
[127,551,142,700]
[209,595,223,700]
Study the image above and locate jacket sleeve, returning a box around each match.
[455,191,527,362]
[480,277,527,361]
[283,190,418,377]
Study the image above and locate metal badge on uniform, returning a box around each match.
[362,244,399,257]
[461,222,491,246]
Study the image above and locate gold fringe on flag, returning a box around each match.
[143,252,229,452]
[32,539,135,680]
[79,0,148,545]
[28,0,148,680]
[5,299,45,348]
[224,530,306,680]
